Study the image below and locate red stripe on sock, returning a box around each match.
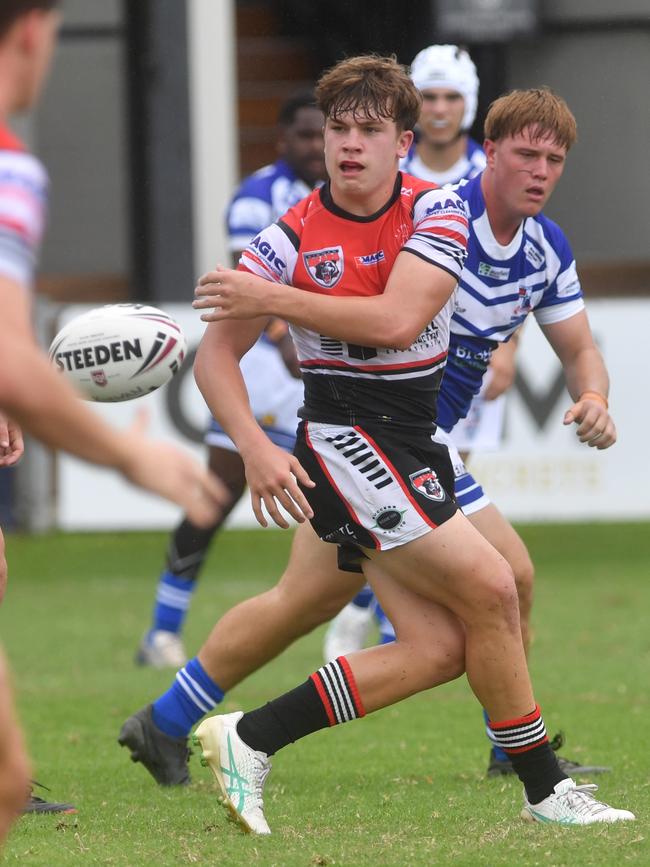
[489,704,541,731]
[310,673,336,726]
[503,735,549,755]
[337,656,366,719]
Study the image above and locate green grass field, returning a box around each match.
[1,522,649,866]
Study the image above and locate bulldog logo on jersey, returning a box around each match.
[303,247,344,289]
[409,468,445,502]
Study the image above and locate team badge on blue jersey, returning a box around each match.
[409,468,446,501]
[513,285,533,316]
[304,246,344,289]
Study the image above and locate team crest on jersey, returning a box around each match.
[91,369,108,387]
[409,468,446,502]
[303,246,344,288]
[512,285,533,316]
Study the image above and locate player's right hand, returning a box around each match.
[242,440,315,529]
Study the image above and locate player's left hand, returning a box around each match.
[0,415,24,467]
[563,398,616,449]
[193,266,275,321]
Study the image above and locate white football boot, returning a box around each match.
[522,778,635,824]
[194,711,272,835]
[323,602,375,662]
[135,630,188,668]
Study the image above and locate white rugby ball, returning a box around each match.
[49,303,187,402]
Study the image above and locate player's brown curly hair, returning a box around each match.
[315,54,422,132]
[484,87,577,151]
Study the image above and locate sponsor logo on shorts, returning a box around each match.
[324,523,357,543]
[409,468,446,502]
[303,246,344,289]
[370,506,406,532]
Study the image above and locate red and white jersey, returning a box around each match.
[239,172,468,429]
[0,125,48,291]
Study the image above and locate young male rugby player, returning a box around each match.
[123,56,632,832]
[0,0,225,842]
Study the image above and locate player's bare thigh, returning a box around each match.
[275,520,365,621]
[344,560,465,710]
[365,509,516,622]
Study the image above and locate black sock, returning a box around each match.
[488,705,567,803]
[237,657,365,755]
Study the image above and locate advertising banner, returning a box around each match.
[56,299,646,529]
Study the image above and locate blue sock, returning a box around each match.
[152,657,224,738]
[484,709,509,761]
[351,584,376,609]
[375,603,396,644]
[151,571,196,634]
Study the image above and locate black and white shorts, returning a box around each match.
[295,420,458,567]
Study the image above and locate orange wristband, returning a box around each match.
[579,391,608,409]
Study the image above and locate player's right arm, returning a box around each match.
[194,317,314,528]
[195,187,468,349]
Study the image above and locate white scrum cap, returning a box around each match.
[410,44,479,130]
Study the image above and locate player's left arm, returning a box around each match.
[540,310,615,449]
[193,254,459,351]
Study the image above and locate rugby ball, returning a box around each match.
[49,303,187,402]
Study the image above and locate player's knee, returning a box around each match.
[468,558,519,629]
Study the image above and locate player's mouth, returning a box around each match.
[525,185,546,202]
[340,160,364,176]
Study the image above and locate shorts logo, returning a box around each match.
[303,246,344,289]
[371,506,406,532]
[409,468,445,501]
[91,369,108,387]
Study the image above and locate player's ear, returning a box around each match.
[483,138,497,168]
[397,128,414,159]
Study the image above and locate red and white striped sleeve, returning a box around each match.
[403,188,469,281]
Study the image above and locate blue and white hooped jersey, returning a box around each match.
[436,172,584,431]
[400,137,486,188]
[226,159,313,253]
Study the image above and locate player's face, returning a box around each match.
[484,127,567,217]
[418,87,465,146]
[280,106,326,187]
[324,111,413,214]
[12,9,61,112]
